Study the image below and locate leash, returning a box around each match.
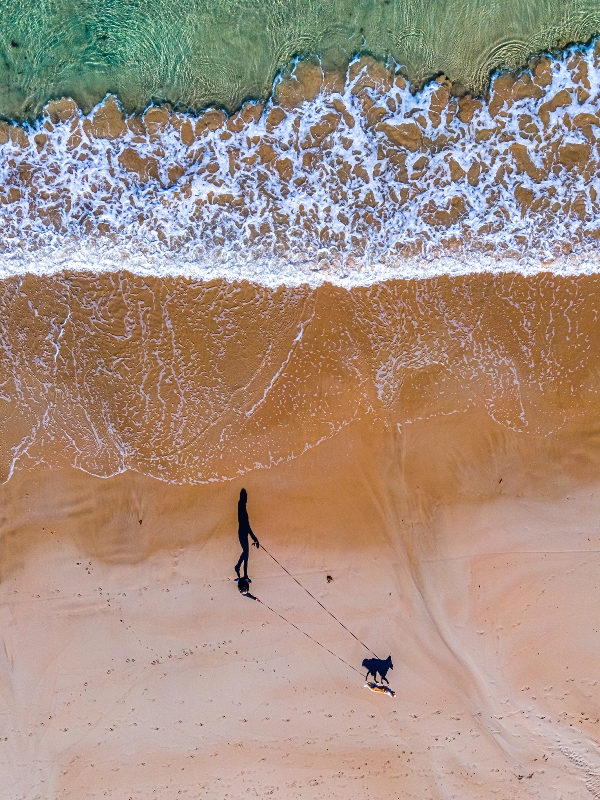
[253,595,364,677]
[260,544,379,659]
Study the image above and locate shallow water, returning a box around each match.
[1,0,600,120]
[1,271,599,484]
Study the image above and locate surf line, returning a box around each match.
[260,544,379,658]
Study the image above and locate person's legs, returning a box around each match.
[235,543,250,578]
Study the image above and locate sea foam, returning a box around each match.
[1,42,600,286]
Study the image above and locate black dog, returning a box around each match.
[362,655,393,685]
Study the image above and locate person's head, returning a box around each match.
[238,577,250,595]
[239,488,247,503]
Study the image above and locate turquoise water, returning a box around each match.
[1,0,600,120]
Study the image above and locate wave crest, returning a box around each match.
[1,44,600,283]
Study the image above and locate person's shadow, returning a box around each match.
[362,655,393,684]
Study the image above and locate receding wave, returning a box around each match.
[1,271,600,484]
[1,42,600,284]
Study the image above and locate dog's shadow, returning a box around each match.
[362,655,393,684]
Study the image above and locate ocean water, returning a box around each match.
[1,0,600,120]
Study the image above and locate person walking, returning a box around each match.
[235,488,259,582]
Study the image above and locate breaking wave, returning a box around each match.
[1,42,600,284]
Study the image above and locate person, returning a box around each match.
[235,488,259,581]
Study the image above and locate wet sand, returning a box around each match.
[3,271,600,483]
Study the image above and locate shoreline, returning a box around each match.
[4,248,600,289]
[2,270,600,485]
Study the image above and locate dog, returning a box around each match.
[362,655,393,685]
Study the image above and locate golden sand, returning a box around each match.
[2,272,600,796]
[1,271,600,483]
[3,415,600,797]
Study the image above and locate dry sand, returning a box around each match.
[3,409,600,798]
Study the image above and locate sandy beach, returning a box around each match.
[2,403,600,798]
[2,7,600,798]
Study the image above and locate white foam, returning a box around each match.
[0,42,599,286]
[2,241,600,289]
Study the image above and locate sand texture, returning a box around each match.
[2,271,600,483]
[3,270,600,796]
[3,414,600,798]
